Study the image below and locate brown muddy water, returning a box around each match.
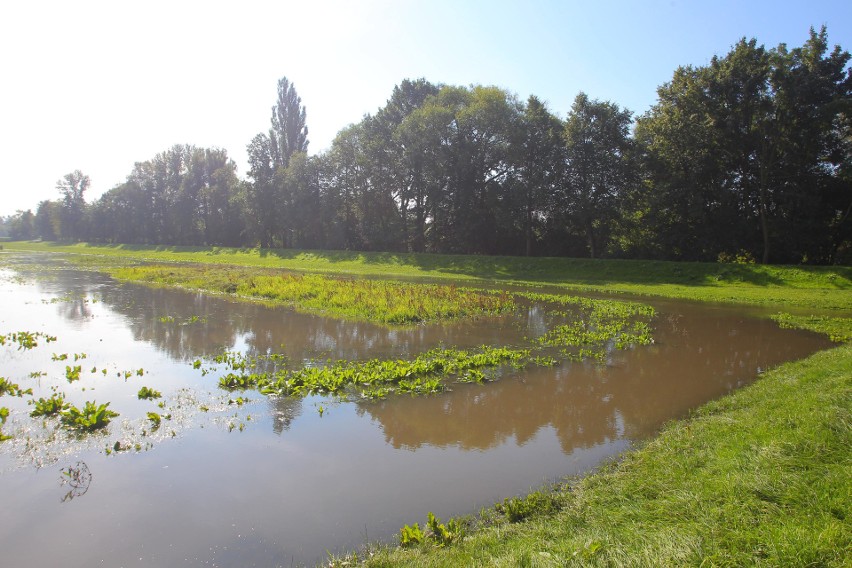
[0,253,831,567]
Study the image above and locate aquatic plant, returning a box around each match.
[60,401,119,432]
[137,386,162,400]
[0,407,10,441]
[65,365,82,383]
[0,331,57,350]
[29,393,69,417]
[146,412,162,428]
[0,377,33,397]
[111,265,514,325]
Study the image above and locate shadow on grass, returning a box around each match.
[18,241,852,290]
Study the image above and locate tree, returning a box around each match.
[636,27,851,263]
[56,170,90,241]
[514,95,564,256]
[558,93,634,259]
[269,76,308,169]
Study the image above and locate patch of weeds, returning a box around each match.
[137,386,162,400]
[0,331,57,350]
[60,401,119,432]
[496,489,563,523]
[29,393,69,417]
[399,513,465,548]
[0,407,11,442]
[0,377,33,397]
[146,412,162,429]
[65,365,82,383]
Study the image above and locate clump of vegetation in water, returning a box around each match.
[65,365,82,383]
[111,265,514,324]
[0,377,33,398]
[208,345,529,399]
[0,407,11,441]
[29,393,69,417]
[60,401,119,432]
[520,293,655,357]
[137,386,162,400]
[0,331,57,350]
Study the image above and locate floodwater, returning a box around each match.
[0,253,832,567]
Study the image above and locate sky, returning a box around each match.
[1,0,850,217]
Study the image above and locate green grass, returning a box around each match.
[6,241,852,310]
[109,264,514,325]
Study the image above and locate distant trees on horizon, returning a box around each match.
[3,27,850,265]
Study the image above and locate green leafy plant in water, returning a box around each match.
[29,393,69,417]
[52,353,69,361]
[65,365,82,383]
[147,412,162,429]
[0,407,10,442]
[0,377,33,397]
[60,401,119,432]
[0,331,57,351]
[137,386,162,400]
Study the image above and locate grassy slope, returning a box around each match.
[6,241,852,310]
[5,242,852,566]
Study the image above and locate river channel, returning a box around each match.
[0,253,831,567]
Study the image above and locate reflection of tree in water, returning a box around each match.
[357,363,622,453]
[358,310,826,455]
[267,396,303,435]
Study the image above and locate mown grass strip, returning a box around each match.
[339,342,852,567]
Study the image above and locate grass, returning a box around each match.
[6,241,851,310]
[109,264,514,324]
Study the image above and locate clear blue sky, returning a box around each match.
[1,0,849,216]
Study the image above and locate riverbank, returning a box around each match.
[6,242,852,310]
[5,242,851,566]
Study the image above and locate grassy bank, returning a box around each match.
[6,241,852,310]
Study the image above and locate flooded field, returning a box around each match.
[0,253,831,567]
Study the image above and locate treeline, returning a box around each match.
[3,28,850,264]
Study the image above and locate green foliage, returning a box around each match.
[29,393,69,417]
[399,513,464,549]
[0,377,33,397]
[399,523,424,547]
[137,386,162,400]
[0,330,57,350]
[146,412,162,428]
[497,489,562,523]
[65,365,82,383]
[772,313,852,344]
[60,401,119,432]
[0,407,10,442]
[112,265,514,325]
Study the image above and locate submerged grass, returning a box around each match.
[110,264,514,325]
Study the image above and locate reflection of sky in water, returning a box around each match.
[0,253,833,568]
